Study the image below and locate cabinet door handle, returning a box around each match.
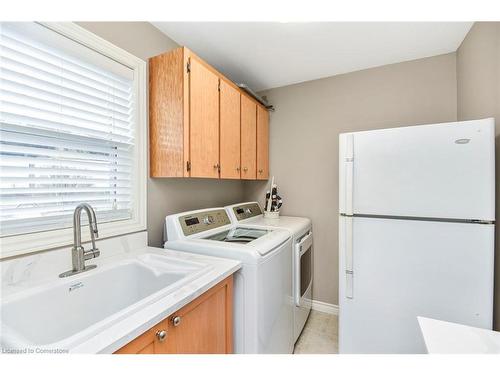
[236,167,241,172]
[258,169,263,174]
[172,316,182,327]
[243,167,248,172]
[156,330,167,342]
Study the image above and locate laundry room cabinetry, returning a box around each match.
[240,94,257,180]
[188,56,220,178]
[115,275,233,354]
[149,46,269,180]
[219,79,241,179]
[256,104,269,180]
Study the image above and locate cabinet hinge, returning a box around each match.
[186,61,191,73]
[186,161,191,172]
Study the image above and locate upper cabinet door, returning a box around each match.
[189,57,220,178]
[219,80,241,179]
[240,95,257,180]
[256,105,269,180]
[149,48,187,177]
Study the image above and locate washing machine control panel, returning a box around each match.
[179,209,231,236]
[233,203,262,221]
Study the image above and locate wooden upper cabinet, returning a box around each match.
[240,95,257,180]
[256,105,269,180]
[149,46,269,180]
[189,57,220,178]
[219,80,241,179]
[149,48,188,177]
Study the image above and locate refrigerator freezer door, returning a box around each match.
[339,118,495,220]
[338,216,494,354]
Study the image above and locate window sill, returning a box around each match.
[0,218,146,259]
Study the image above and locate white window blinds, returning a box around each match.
[0,23,136,237]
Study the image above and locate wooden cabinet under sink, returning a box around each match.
[149,46,269,180]
[114,275,233,354]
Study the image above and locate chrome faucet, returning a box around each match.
[59,203,100,278]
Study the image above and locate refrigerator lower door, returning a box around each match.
[338,216,494,354]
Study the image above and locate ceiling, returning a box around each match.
[152,22,473,92]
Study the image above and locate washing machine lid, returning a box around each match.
[203,227,272,243]
[225,202,312,237]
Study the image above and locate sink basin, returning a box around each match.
[1,253,209,350]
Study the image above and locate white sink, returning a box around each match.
[1,253,210,350]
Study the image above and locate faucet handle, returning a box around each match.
[83,248,100,260]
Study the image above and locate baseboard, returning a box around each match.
[311,299,339,315]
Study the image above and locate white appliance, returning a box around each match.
[164,208,294,354]
[338,118,495,354]
[225,202,313,343]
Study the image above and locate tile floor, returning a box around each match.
[293,310,339,354]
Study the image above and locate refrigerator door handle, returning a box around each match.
[345,134,354,215]
[345,216,354,299]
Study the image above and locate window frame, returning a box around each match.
[0,22,147,259]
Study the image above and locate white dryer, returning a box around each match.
[164,207,294,354]
[225,202,313,343]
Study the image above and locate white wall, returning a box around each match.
[243,53,458,305]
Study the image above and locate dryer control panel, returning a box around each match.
[179,209,231,236]
[232,203,262,221]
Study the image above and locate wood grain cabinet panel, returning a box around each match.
[114,319,175,354]
[240,95,257,180]
[114,276,233,354]
[256,105,269,180]
[167,276,233,353]
[189,57,220,178]
[149,46,268,180]
[219,80,241,179]
[149,48,188,177]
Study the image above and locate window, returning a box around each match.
[0,23,147,258]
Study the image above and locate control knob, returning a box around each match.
[203,215,215,225]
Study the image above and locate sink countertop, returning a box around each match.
[418,316,500,354]
[2,246,241,354]
[74,247,241,354]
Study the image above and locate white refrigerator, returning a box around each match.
[338,118,495,354]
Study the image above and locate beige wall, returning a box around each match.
[456,22,500,329]
[244,53,458,305]
[78,22,245,247]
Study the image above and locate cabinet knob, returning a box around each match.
[236,167,240,172]
[172,316,182,327]
[156,330,167,342]
[243,167,248,172]
[213,164,218,169]
[258,169,263,174]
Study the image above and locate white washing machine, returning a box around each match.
[164,207,294,354]
[225,202,313,343]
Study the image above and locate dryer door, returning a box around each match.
[295,231,313,306]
